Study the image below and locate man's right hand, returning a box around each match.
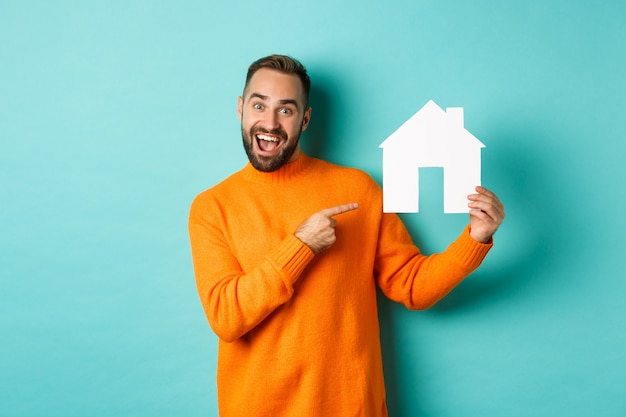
[294,203,359,254]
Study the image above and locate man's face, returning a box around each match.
[238,68,311,172]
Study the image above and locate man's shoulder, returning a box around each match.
[190,167,247,209]
[310,157,379,186]
[308,156,367,175]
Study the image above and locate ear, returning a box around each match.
[237,96,243,121]
[301,106,312,132]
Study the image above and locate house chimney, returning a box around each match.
[446,107,464,128]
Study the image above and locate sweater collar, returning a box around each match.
[240,152,314,183]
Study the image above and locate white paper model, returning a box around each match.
[379,100,484,213]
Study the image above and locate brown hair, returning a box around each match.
[244,54,311,106]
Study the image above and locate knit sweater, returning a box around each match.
[188,153,492,417]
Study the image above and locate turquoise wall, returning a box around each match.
[2,1,624,416]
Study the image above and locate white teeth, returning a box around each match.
[257,135,278,142]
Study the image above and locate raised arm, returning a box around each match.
[375,185,504,309]
[189,199,358,342]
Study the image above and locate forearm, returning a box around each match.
[191,228,314,342]
[376,217,492,309]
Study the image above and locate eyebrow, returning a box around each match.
[249,93,300,110]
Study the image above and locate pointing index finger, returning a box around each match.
[320,202,359,218]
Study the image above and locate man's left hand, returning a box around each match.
[467,186,505,243]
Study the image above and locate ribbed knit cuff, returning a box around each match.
[269,234,316,286]
[447,225,493,269]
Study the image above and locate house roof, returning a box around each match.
[379,100,485,149]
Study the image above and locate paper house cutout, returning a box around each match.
[379,100,484,213]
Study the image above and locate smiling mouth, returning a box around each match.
[256,134,282,153]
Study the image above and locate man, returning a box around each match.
[188,54,504,417]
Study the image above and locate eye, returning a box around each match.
[253,103,263,110]
[279,108,292,115]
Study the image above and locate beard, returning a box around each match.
[241,125,301,172]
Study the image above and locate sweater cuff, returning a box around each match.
[447,225,493,270]
[269,234,315,286]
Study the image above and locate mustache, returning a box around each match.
[250,126,288,140]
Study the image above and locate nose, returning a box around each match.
[262,111,280,131]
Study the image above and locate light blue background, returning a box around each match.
[2,1,625,416]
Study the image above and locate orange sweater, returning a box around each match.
[188,153,492,417]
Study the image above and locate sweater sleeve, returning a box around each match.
[188,195,315,342]
[375,213,492,310]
